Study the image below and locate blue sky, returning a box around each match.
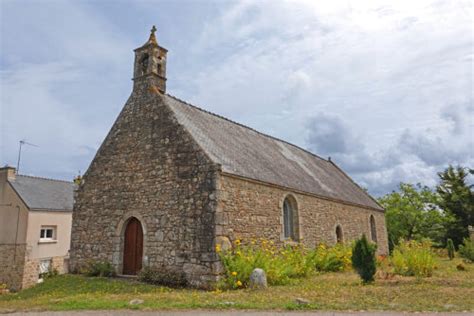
[1,0,473,196]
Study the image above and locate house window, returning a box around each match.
[336,225,343,243]
[370,215,377,243]
[283,195,298,240]
[40,226,56,241]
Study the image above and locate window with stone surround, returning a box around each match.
[283,195,298,241]
[370,215,377,243]
[40,226,56,242]
[335,225,343,243]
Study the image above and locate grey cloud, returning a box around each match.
[306,114,351,155]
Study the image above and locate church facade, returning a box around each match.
[69,28,388,287]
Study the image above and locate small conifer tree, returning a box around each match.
[352,234,377,283]
[447,238,455,260]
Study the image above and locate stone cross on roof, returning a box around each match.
[148,25,157,44]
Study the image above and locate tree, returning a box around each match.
[436,165,474,248]
[352,234,377,283]
[447,238,455,260]
[378,183,447,251]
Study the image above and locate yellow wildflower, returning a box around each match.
[235,239,241,246]
[236,280,242,287]
[231,271,237,276]
[215,244,221,253]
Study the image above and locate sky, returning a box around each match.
[0,0,473,197]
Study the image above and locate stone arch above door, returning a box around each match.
[113,212,148,274]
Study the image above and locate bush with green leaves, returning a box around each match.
[351,234,377,283]
[447,238,455,260]
[309,243,352,272]
[217,239,351,289]
[138,266,187,287]
[40,268,58,279]
[459,238,474,262]
[217,239,310,288]
[82,260,115,277]
[391,239,436,277]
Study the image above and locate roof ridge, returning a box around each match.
[16,174,73,184]
[165,93,330,164]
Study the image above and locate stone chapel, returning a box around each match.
[70,27,388,287]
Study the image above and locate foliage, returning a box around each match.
[447,238,455,260]
[138,266,187,288]
[458,238,474,262]
[378,183,447,251]
[351,234,377,283]
[436,165,474,248]
[309,243,352,272]
[2,260,474,312]
[218,239,310,289]
[391,240,436,277]
[217,239,351,289]
[81,260,115,277]
[40,268,58,280]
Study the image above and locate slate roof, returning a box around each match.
[8,175,74,211]
[164,94,383,211]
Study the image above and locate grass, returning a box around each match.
[0,258,473,312]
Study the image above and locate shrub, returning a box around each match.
[352,234,377,283]
[447,238,455,260]
[309,243,352,272]
[217,239,353,289]
[138,266,187,287]
[40,268,58,279]
[391,240,435,277]
[82,260,115,277]
[218,239,306,288]
[459,238,474,262]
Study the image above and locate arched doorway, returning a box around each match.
[123,217,143,275]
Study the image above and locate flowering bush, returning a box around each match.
[217,239,351,289]
[391,239,436,277]
[309,243,352,272]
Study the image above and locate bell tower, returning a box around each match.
[133,26,168,93]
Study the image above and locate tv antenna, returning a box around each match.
[16,140,39,174]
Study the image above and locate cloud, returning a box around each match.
[1,0,472,195]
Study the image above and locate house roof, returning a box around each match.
[164,94,383,211]
[8,175,74,211]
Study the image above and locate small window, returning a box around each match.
[283,195,298,240]
[370,215,377,243]
[140,54,149,75]
[336,225,343,243]
[40,226,56,241]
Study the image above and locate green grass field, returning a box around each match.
[1,258,473,312]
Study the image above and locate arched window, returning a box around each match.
[283,196,298,240]
[370,215,377,243]
[335,225,343,243]
[140,54,149,75]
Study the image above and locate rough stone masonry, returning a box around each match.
[69,27,388,288]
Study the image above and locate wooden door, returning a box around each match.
[123,217,143,275]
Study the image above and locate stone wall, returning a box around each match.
[216,174,389,254]
[70,82,219,287]
[0,243,26,291]
[22,258,39,289]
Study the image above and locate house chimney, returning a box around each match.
[0,166,16,182]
